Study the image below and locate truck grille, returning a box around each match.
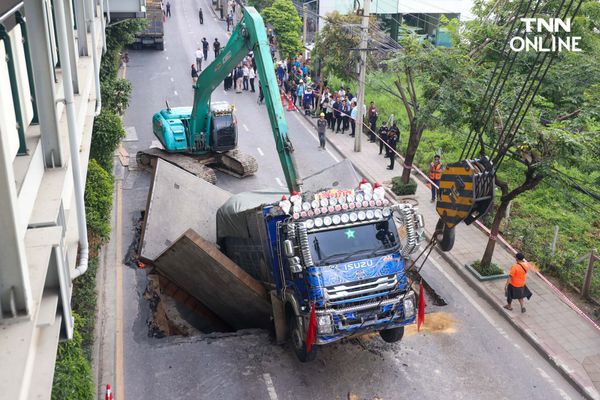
[324,275,398,307]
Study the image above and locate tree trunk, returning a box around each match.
[400,123,424,184]
[480,199,509,268]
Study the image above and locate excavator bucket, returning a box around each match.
[436,157,495,230]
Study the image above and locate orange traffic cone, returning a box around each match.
[105,384,113,400]
[280,93,285,106]
[287,95,294,111]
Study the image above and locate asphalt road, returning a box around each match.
[99,0,585,398]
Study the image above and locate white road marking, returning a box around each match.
[170,77,174,82]
[243,124,249,132]
[174,90,178,96]
[427,255,573,399]
[168,66,171,70]
[165,56,169,60]
[263,373,278,400]
[275,177,284,187]
[257,147,264,156]
[292,113,340,162]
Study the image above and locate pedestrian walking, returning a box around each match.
[213,38,221,58]
[378,122,389,155]
[199,8,204,24]
[317,113,327,149]
[387,129,398,170]
[504,253,533,313]
[195,48,203,71]
[249,68,256,92]
[191,64,198,86]
[166,1,171,17]
[258,79,264,104]
[428,155,443,202]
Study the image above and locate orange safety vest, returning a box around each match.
[429,162,442,180]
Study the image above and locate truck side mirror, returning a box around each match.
[283,240,294,258]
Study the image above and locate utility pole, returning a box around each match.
[303,3,308,46]
[354,0,370,152]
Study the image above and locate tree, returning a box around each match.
[313,12,361,82]
[261,0,303,59]
[381,34,477,184]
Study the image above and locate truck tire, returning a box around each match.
[435,219,455,252]
[379,326,405,343]
[155,42,164,51]
[288,314,317,363]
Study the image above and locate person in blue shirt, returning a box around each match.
[303,85,314,115]
[296,80,306,104]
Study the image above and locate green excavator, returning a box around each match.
[137,7,301,190]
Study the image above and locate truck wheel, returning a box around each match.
[435,219,455,252]
[155,42,164,51]
[288,314,317,363]
[379,326,405,343]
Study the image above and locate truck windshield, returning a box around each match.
[308,218,400,266]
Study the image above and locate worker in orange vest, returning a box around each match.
[429,154,443,202]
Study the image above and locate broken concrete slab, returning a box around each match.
[153,229,272,330]
[139,159,231,261]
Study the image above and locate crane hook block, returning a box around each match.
[435,157,495,230]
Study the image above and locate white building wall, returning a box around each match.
[0,41,19,161]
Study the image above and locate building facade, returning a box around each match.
[0,0,105,398]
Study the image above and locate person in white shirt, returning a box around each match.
[195,48,203,71]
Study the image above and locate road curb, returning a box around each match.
[295,109,599,400]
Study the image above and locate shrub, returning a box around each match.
[392,176,418,195]
[71,258,99,361]
[471,260,504,277]
[101,78,133,115]
[51,314,94,400]
[85,159,113,242]
[90,110,126,172]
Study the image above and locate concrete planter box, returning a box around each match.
[465,264,508,281]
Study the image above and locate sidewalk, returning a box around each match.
[298,111,600,400]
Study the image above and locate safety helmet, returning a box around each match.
[320,113,325,117]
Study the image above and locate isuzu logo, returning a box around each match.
[338,259,374,271]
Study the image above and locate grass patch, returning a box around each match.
[471,260,505,277]
[391,176,418,195]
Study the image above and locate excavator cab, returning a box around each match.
[209,102,237,152]
[435,156,495,251]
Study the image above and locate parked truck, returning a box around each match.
[133,0,164,50]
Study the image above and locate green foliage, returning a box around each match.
[90,111,126,172]
[101,78,133,115]
[100,19,147,81]
[51,314,94,400]
[85,159,114,242]
[391,177,417,195]
[261,0,303,59]
[471,260,504,277]
[71,257,100,361]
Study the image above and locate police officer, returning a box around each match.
[378,122,389,156]
[387,129,399,170]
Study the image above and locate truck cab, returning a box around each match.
[217,187,424,362]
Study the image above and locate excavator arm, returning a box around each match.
[190,7,302,192]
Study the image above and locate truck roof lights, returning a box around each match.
[356,194,364,202]
[323,216,333,226]
[329,198,338,206]
[364,192,372,201]
[334,205,342,212]
[314,217,323,227]
[302,202,311,211]
[349,212,358,222]
[341,213,350,223]
[347,194,355,203]
[311,200,319,209]
[374,209,383,219]
[366,210,375,219]
[358,211,366,221]
[369,200,376,207]
[348,203,355,210]
[382,207,391,217]
[305,219,315,229]
[320,199,328,207]
[362,200,369,207]
[375,200,383,207]
[332,215,341,225]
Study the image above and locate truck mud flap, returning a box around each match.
[154,229,272,330]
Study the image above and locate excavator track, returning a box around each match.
[136,149,218,184]
[136,148,258,183]
[213,149,258,178]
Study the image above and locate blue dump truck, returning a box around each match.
[217,185,425,362]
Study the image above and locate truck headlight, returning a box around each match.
[317,314,333,335]
[403,294,415,319]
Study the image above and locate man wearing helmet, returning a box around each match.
[317,113,327,150]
